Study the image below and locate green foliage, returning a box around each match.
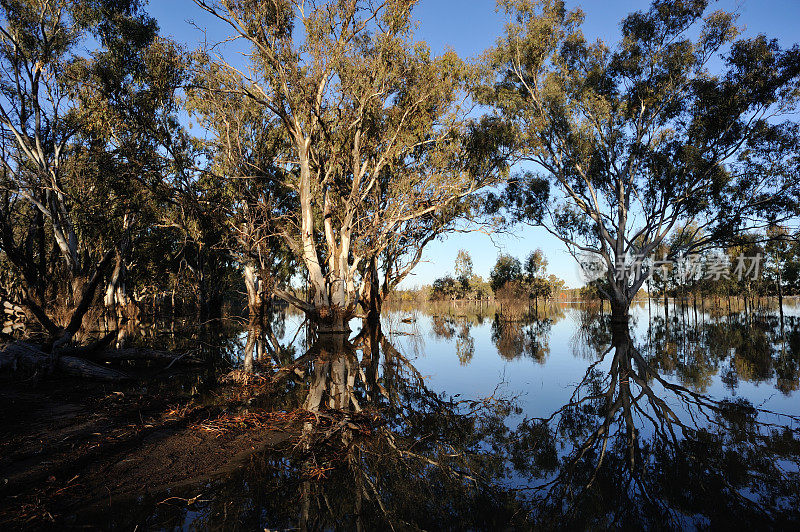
[0,0,190,330]
[479,0,800,310]
[454,249,474,282]
[190,0,501,320]
[490,254,523,292]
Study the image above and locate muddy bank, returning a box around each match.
[0,372,299,530]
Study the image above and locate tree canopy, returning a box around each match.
[479,0,800,319]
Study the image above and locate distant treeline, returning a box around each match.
[578,230,800,319]
[390,233,800,316]
[389,249,568,307]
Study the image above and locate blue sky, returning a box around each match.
[149,0,800,288]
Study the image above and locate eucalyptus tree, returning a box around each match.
[0,0,185,343]
[193,0,499,331]
[453,249,471,278]
[186,63,297,324]
[479,0,800,326]
[766,225,792,327]
[490,253,523,293]
[524,248,549,308]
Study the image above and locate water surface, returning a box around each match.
[86,302,800,529]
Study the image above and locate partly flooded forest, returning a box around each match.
[2,0,800,529]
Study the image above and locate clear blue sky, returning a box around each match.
[149,0,800,288]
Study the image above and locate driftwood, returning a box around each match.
[0,342,131,381]
[55,331,200,366]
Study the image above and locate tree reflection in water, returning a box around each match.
[104,324,525,530]
[491,316,553,363]
[287,326,526,530]
[512,310,800,529]
[646,314,800,395]
[430,315,476,364]
[81,308,800,529]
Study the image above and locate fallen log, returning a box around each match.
[58,330,118,359]
[0,342,131,381]
[89,348,202,364]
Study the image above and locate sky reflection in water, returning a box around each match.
[387,304,800,426]
[87,302,800,529]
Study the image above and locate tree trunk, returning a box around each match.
[297,146,329,311]
[243,327,257,374]
[314,307,351,333]
[701,294,706,321]
[51,248,116,352]
[244,264,266,326]
[104,250,132,319]
[0,342,130,381]
[744,293,749,321]
[777,267,785,331]
[198,273,209,322]
[610,297,631,331]
[363,256,382,327]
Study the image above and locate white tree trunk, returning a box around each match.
[298,146,329,309]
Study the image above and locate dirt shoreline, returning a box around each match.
[0,373,298,530]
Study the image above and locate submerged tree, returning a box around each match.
[0,0,184,345]
[193,0,500,332]
[490,253,523,293]
[480,0,800,326]
[524,248,550,308]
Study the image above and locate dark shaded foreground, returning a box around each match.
[2,310,800,530]
[0,325,525,530]
[0,371,297,529]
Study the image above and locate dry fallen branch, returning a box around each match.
[194,408,380,439]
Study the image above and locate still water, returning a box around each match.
[88,302,800,529]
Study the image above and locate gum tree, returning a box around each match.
[524,248,549,309]
[194,0,498,331]
[479,0,800,326]
[186,64,297,325]
[0,0,184,343]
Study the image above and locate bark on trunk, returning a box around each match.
[244,264,266,326]
[314,307,352,333]
[51,248,117,351]
[243,328,257,374]
[363,256,382,327]
[104,251,131,314]
[610,298,631,330]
